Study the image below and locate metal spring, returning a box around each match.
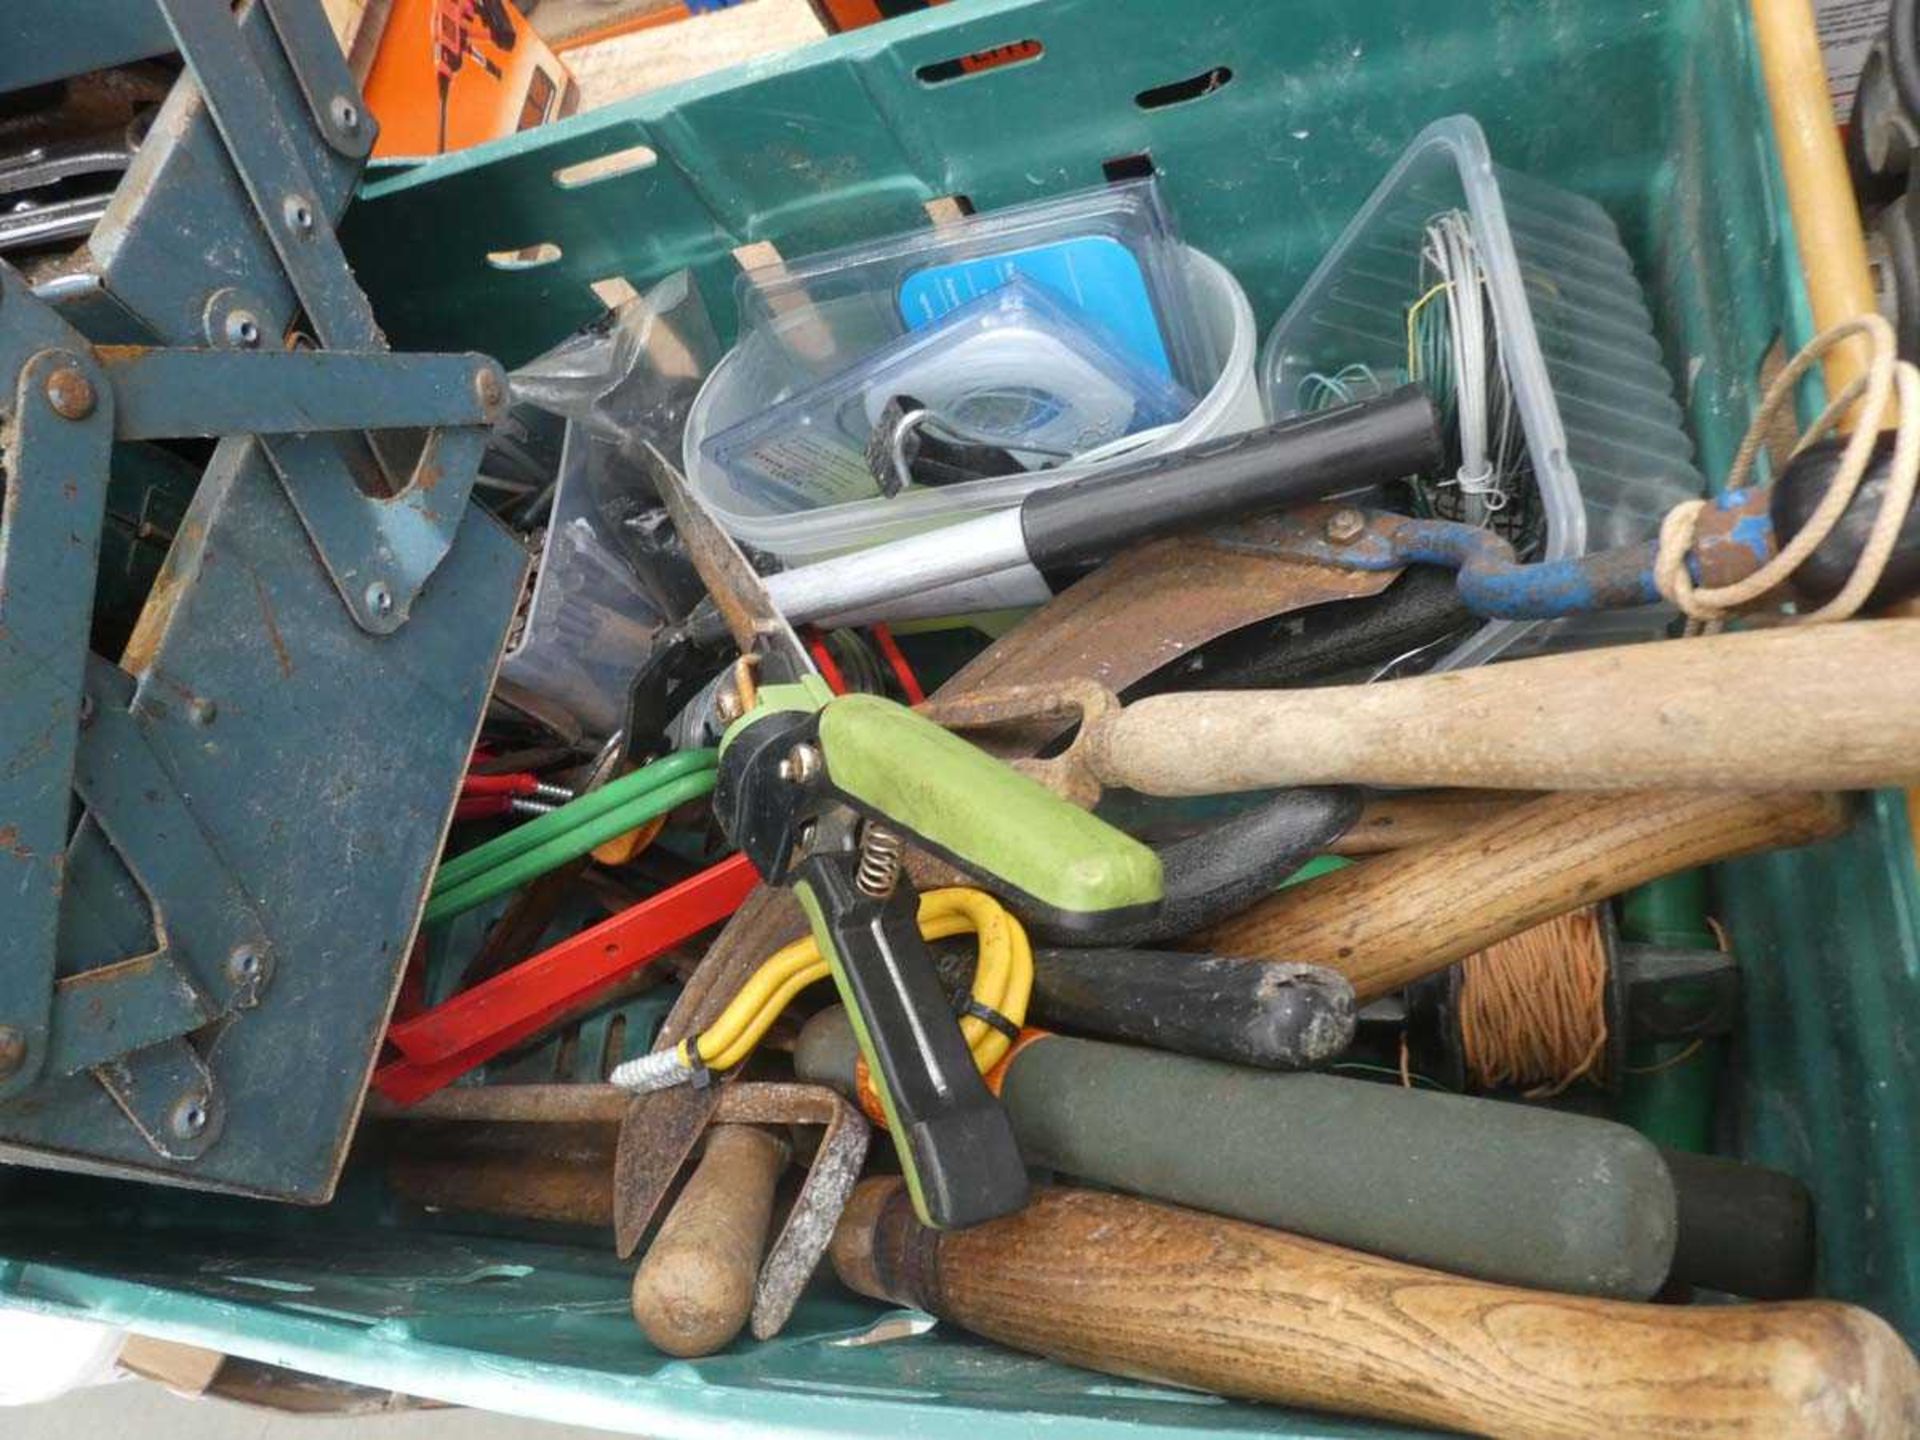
[855,824,904,899]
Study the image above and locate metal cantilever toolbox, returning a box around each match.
[0,1,1917,1437]
[0,0,524,1201]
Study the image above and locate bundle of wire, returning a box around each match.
[1456,906,1610,1097]
[1407,210,1537,550]
[610,886,1032,1094]
[425,748,719,923]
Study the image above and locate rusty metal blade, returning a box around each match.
[611,888,811,1257]
[942,519,1395,754]
[713,1082,872,1340]
[637,441,809,672]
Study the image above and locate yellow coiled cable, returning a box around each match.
[679,886,1032,1077]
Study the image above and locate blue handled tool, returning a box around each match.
[1279,433,1918,620]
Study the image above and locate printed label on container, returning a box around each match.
[898,235,1172,378]
[1816,0,1890,120]
[729,431,879,511]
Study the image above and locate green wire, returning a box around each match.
[425,767,719,925]
[433,748,718,895]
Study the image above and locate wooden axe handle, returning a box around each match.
[1201,789,1848,1001]
[1086,622,1920,793]
[833,1180,1920,1439]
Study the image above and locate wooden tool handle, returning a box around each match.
[834,1179,1920,1439]
[1201,789,1847,1001]
[1330,789,1541,854]
[630,1124,788,1357]
[1087,622,1920,793]
[386,1119,617,1229]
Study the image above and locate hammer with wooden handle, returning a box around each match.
[928,622,1920,797]
[1202,788,1848,1001]
[833,1179,1920,1440]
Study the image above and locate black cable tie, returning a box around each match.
[960,996,1020,1043]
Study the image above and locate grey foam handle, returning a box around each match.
[1002,1035,1676,1299]
[795,1012,1677,1298]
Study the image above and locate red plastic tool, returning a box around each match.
[374,854,759,1104]
[870,623,926,704]
[452,793,517,821]
[461,772,543,797]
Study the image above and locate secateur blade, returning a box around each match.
[636,441,812,680]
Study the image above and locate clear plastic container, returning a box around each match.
[736,177,1215,392]
[495,425,670,738]
[699,276,1194,515]
[1261,115,1703,668]
[688,247,1261,563]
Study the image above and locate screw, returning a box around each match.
[778,743,823,785]
[171,1095,210,1140]
[330,95,362,134]
[365,581,394,618]
[0,1026,26,1080]
[713,688,744,725]
[1324,507,1367,545]
[227,946,261,983]
[283,195,315,235]
[44,366,96,420]
[225,311,262,348]
[188,696,217,726]
[474,367,505,412]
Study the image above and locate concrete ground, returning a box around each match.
[13,1377,616,1439]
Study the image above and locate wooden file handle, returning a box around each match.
[630,1124,787,1357]
[834,1180,1920,1439]
[1087,622,1920,794]
[1201,789,1848,1001]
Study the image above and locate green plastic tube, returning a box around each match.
[425,768,718,924]
[432,748,718,896]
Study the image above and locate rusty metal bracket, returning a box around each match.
[0,339,117,1096]
[918,680,1120,807]
[708,1082,872,1340]
[372,1080,871,1342]
[257,0,378,161]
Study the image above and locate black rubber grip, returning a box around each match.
[1017,788,1363,947]
[1017,386,1444,573]
[1771,431,1920,608]
[1663,1148,1815,1300]
[1000,1035,1678,1299]
[930,940,1356,1070]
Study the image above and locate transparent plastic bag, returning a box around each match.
[493,272,722,737]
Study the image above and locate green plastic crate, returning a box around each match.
[4,1,1917,1434]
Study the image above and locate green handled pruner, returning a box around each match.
[639,446,1162,1230]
